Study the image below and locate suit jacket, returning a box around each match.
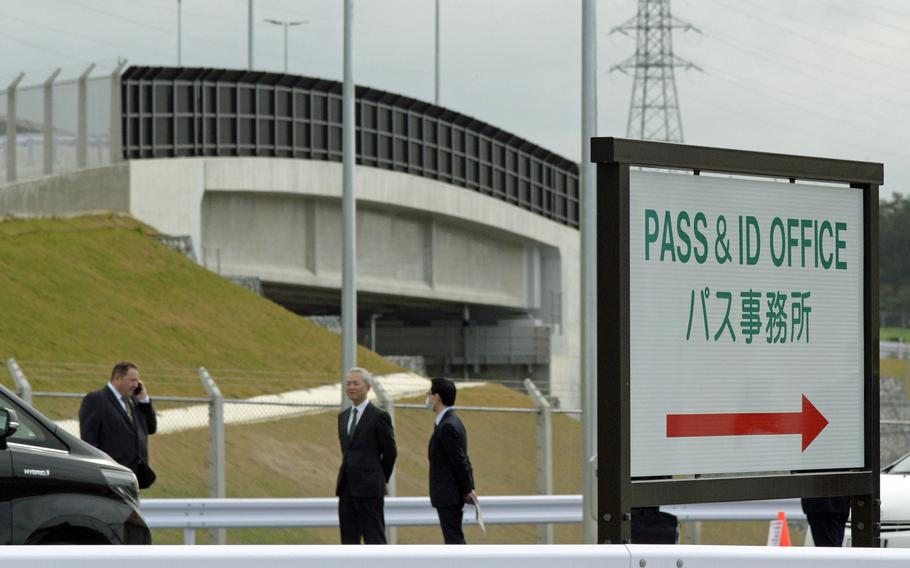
[79,386,157,478]
[335,402,397,498]
[429,409,475,508]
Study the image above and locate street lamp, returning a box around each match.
[264,18,306,73]
[435,0,440,105]
[177,0,182,66]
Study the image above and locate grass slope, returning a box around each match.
[0,215,400,397]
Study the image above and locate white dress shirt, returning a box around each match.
[435,405,453,427]
[347,399,370,433]
[107,382,130,412]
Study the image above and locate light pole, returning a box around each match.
[248,0,254,70]
[581,0,598,544]
[434,0,440,105]
[177,0,182,66]
[341,0,356,408]
[264,18,306,73]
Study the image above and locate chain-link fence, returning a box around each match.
[1,62,125,185]
[3,358,580,544]
[13,356,910,545]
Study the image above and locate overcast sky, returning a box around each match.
[3,0,907,196]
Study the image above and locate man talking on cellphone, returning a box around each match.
[79,361,158,489]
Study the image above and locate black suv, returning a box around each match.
[0,385,150,544]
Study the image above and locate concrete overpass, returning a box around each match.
[0,66,581,406]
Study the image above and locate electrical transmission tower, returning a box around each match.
[611,0,700,142]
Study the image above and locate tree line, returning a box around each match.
[881,193,910,319]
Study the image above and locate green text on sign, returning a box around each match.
[643,209,848,270]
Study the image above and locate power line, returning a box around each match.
[256,0,574,32]
[846,0,910,19]
[684,93,904,164]
[704,68,910,146]
[2,31,91,65]
[127,0,245,25]
[743,0,910,52]
[807,0,910,34]
[696,25,910,111]
[0,12,169,60]
[712,0,910,76]
[60,0,244,51]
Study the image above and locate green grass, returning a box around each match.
[882,327,910,342]
[0,215,400,398]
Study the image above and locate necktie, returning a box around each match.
[122,395,134,424]
[348,408,358,436]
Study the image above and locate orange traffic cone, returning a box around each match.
[778,511,792,547]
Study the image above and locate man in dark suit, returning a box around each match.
[336,367,397,544]
[79,361,158,489]
[801,496,850,546]
[427,377,476,544]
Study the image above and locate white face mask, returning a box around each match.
[425,395,435,410]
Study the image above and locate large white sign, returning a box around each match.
[629,170,864,477]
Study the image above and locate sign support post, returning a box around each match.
[598,160,632,544]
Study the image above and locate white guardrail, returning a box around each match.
[2,545,910,567]
[139,495,806,544]
[882,340,908,359]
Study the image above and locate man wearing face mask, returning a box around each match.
[426,377,477,544]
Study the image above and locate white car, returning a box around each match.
[841,452,910,547]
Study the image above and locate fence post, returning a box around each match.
[43,68,61,175]
[77,63,95,168]
[372,377,398,545]
[109,59,127,164]
[7,358,32,406]
[6,73,25,183]
[524,378,553,544]
[198,367,226,545]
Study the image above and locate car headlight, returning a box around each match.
[102,468,140,509]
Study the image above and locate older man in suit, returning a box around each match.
[427,377,477,544]
[79,361,157,489]
[336,367,397,544]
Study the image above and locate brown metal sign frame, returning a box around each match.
[593,137,881,546]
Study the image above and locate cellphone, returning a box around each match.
[133,381,144,396]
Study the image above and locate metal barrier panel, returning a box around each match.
[0,545,630,568]
[51,79,79,174]
[2,545,910,567]
[0,65,120,184]
[0,90,6,180]
[13,84,44,181]
[86,76,112,169]
[120,67,580,229]
[140,495,585,530]
[627,544,910,567]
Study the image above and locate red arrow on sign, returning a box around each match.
[666,395,829,451]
